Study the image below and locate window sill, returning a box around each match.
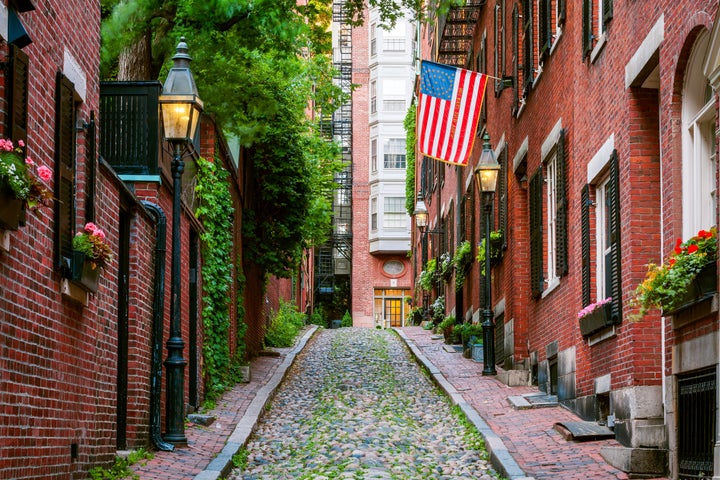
[670,293,719,330]
[541,277,560,299]
[61,279,89,306]
[549,28,563,57]
[590,33,607,64]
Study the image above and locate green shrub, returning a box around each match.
[265,300,305,347]
[88,449,153,480]
[341,310,352,327]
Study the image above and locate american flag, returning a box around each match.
[417,61,488,167]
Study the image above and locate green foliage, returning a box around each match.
[439,252,453,283]
[431,295,445,324]
[406,306,424,325]
[195,155,246,402]
[265,300,305,348]
[453,240,473,291]
[437,314,455,331]
[232,448,249,470]
[404,105,416,217]
[476,230,503,275]
[454,322,484,346]
[88,449,153,480]
[341,310,352,327]
[418,258,437,291]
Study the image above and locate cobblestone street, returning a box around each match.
[229,328,498,480]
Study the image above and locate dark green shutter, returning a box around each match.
[53,73,76,271]
[582,0,592,57]
[555,129,568,276]
[498,148,508,250]
[511,3,519,115]
[539,0,551,59]
[8,44,29,144]
[85,112,96,223]
[608,150,622,323]
[581,184,591,306]
[603,0,613,26]
[558,0,566,24]
[529,168,543,298]
[522,0,533,93]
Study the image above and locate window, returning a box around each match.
[371,197,378,230]
[371,23,377,57]
[7,45,29,144]
[371,138,378,172]
[546,153,558,284]
[529,167,543,297]
[383,138,406,169]
[581,150,622,321]
[478,33,487,124]
[383,23,406,52]
[383,197,406,228]
[497,148,508,249]
[583,0,613,58]
[538,0,552,60]
[54,73,78,272]
[512,3,520,114]
[382,78,406,112]
[370,80,377,114]
[682,32,716,238]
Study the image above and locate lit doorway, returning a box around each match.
[373,288,409,327]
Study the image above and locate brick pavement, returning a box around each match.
[399,326,669,480]
[132,346,291,480]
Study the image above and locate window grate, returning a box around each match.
[678,368,716,480]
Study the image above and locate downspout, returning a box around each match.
[142,201,174,452]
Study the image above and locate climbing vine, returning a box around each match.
[404,105,416,217]
[195,155,244,401]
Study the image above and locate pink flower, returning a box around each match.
[93,229,106,240]
[83,222,98,234]
[37,165,52,181]
[18,140,24,147]
[24,157,34,165]
[0,139,13,151]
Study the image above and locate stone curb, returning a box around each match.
[194,325,319,480]
[394,328,535,480]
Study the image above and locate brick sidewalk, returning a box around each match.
[132,353,286,480]
[400,326,669,480]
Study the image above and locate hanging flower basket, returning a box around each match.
[578,301,614,337]
[662,262,718,316]
[71,251,102,293]
[0,189,23,231]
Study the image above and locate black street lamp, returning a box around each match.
[474,133,500,376]
[413,193,429,321]
[159,37,203,446]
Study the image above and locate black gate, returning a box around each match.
[678,368,716,479]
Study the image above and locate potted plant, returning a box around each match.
[453,240,473,291]
[577,297,614,336]
[71,222,113,292]
[439,252,453,283]
[633,228,717,316]
[476,229,503,275]
[0,138,53,230]
[418,258,437,292]
[437,314,456,344]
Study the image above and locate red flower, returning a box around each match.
[699,229,713,239]
[669,258,676,266]
[675,238,683,248]
[688,244,699,254]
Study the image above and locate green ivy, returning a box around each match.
[195,155,245,402]
[404,105,417,217]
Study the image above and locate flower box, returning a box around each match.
[663,263,717,316]
[579,302,614,337]
[71,251,102,293]
[0,189,23,231]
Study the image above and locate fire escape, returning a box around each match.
[315,0,353,303]
[436,0,485,67]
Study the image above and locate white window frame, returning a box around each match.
[371,197,378,231]
[370,23,377,57]
[383,196,407,229]
[370,80,377,114]
[545,152,559,288]
[682,31,717,238]
[371,138,378,172]
[595,176,611,302]
[383,138,406,169]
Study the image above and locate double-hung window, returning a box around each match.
[383,138,406,169]
[583,0,613,59]
[383,197,406,229]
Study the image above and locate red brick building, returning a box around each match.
[416,0,720,477]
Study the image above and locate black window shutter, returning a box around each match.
[522,0,533,93]
[582,0,593,58]
[8,44,29,144]
[53,73,76,271]
[581,184,591,306]
[85,112,96,223]
[529,167,543,298]
[608,150,622,323]
[538,0,551,59]
[511,3,519,115]
[555,129,568,276]
[481,34,487,123]
[603,0,613,26]
[558,0,566,24]
[498,148,508,250]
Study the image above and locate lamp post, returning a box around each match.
[158,37,203,445]
[474,133,500,376]
[413,193,429,321]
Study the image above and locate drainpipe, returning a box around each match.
[142,201,174,452]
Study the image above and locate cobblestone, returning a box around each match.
[228,328,498,480]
